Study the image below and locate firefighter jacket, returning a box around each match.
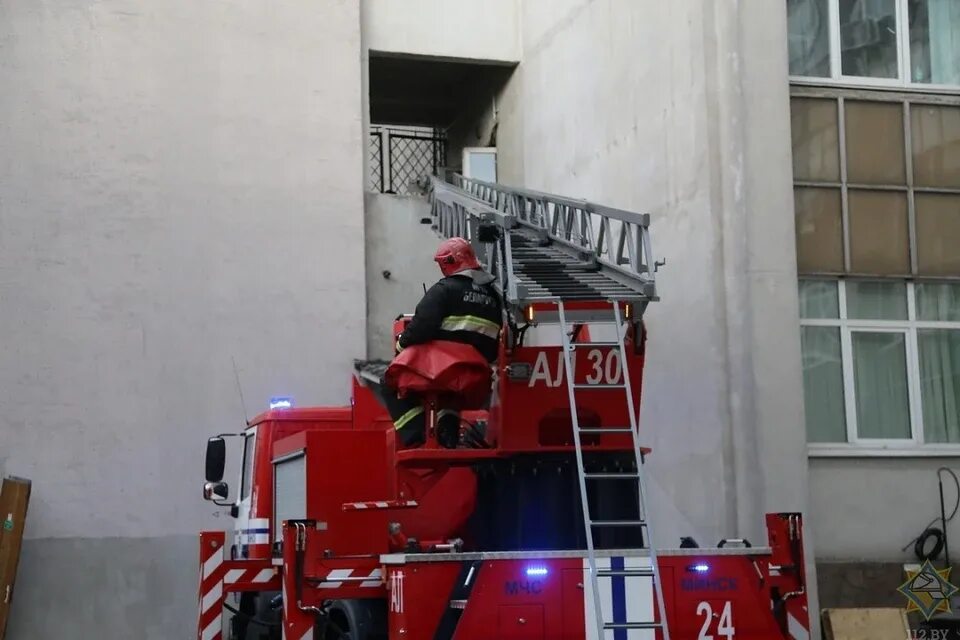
[397,269,503,362]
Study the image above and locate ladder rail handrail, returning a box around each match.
[556,301,606,640]
[454,173,649,227]
[429,178,517,301]
[451,174,657,291]
[427,175,658,306]
[557,299,671,638]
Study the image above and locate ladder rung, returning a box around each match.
[583,472,640,480]
[570,341,619,347]
[590,520,646,527]
[579,428,634,435]
[605,622,662,630]
[597,568,655,577]
[572,383,627,389]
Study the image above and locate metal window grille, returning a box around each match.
[368,126,446,195]
[369,131,384,193]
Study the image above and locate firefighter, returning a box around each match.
[382,237,503,448]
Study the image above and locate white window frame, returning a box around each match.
[789,0,960,92]
[804,279,960,457]
[462,147,497,182]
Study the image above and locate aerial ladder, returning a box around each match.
[425,173,669,639]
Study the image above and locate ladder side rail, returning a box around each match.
[619,220,639,276]
[430,179,514,230]
[582,208,597,259]
[454,174,655,283]
[428,178,518,302]
[459,174,650,227]
[597,216,612,261]
[509,214,656,296]
[613,301,671,640]
[432,175,658,302]
[641,220,655,274]
[502,225,520,303]
[556,301,606,640]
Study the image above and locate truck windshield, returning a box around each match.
[240,432,255,500]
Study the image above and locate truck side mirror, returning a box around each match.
[203,481,229,501]
[205,437,226,482]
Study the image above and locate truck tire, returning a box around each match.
[317,600,387,640]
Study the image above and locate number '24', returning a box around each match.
[697,601,735,639]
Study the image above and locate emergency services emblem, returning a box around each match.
[897,560,959,620]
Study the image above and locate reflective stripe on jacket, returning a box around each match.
[397,269,503,362]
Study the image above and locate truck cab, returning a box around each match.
[203,389,388,639]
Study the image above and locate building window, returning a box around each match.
[788,0,960,88]
[791,91,960,278]
[801,279,960,450]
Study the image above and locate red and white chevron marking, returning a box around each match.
[281,562,313,640]
[342,500,418,511]
[198,532,281,640]
[787,603,810,640]
[318,567,383,588]
[198,532,226,640]
[223,567,277,586]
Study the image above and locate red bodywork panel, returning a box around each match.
[273,429,478,551]
[239,407,353,560]
[247,514,807,640]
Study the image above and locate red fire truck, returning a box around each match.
[197,175,809,640]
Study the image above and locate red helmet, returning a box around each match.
[434,237,481,277]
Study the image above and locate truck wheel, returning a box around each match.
[317,600,387,640]
[320,609,352,640]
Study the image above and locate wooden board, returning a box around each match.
[822,607,911,640]
[0,476,31,640]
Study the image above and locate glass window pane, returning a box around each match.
[916,193,960,276]
[241,434,255,500]
[795,187,844,273]
[911,104,960,189]
[801,327,847,442]
[799,280,840,318]
[848,190,910,274]
[846,280,908,319]
[919,329,960,443]
[916,282,960,321]
[788,0,832,77]
[791,98,840,182]
[909,0,960,85]
[853,331,911,439]
[845,101,906,184]
[839,0,899,79]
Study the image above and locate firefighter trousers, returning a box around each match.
[368,381,461,448]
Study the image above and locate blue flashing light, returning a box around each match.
[692,563,709,573]
[525,566,549,577]
[269,397,294,410]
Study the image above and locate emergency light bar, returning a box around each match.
[269,397,294,410]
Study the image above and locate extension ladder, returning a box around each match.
[557,299,670,640]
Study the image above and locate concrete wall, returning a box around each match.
[494,0,820,627]
[0,1,364,637]
[364,193,442,359]
[811,457,959,560]
[496,0,809,547]
[361,0,520,64]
